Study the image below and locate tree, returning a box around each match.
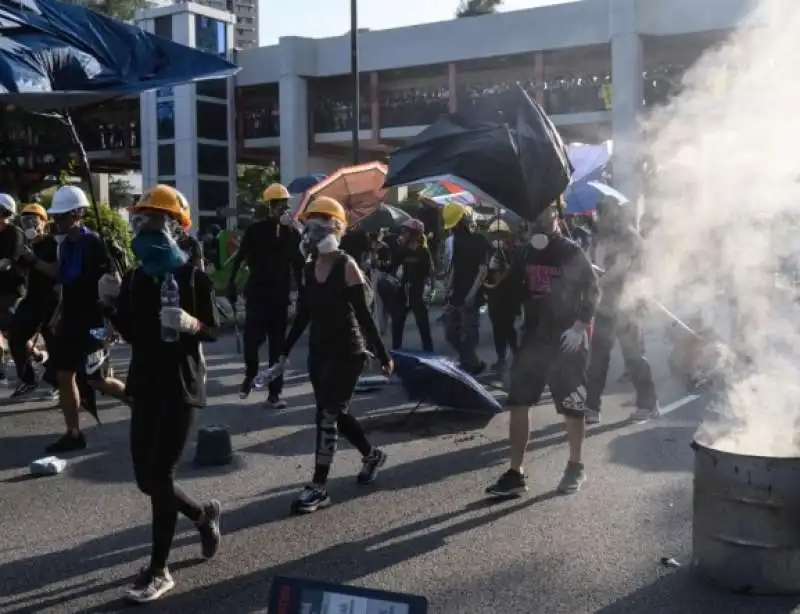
[236,164,280,210]
[456,0,504,17]
[67,0,150,22]
[108,176,137,209]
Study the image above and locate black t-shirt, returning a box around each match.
[507,236,599,337]
[24,236,58,308]
[0,224,25,297]
[371,240,393,273]
[236,218,303,299]
[397,245,432,292]
[110,263,219,407]
[178,234,203,268]
[58,230,111,330]
[449,231,491,306]
[340,230,371,264]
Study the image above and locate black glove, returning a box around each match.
[17,246,38,267]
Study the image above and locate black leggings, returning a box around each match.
[487,297,518,362]
[130,398,203,571]
[308,354,372,485]
[391,288,433,352]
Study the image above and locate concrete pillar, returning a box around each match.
[448,63,458,113]
[610,0,643,201]
[278,38,310,182]
[533,52,545,105]
[370,71,380,145]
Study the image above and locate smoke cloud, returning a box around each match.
[634,0,800,456]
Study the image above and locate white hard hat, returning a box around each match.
[50,185,90,215]
[0,193,16,216]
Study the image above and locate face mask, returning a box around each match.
[24,228,38,241]
[530,234,549,250]
[316,234,340,254]
[132,230,187,277]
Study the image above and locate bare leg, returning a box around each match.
[508,405,531,473]
[57,370,80,431]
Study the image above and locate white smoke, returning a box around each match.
[636,0,800,456]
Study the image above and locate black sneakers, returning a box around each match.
[239,377,253,399]
[357,448,387,485]
[264,395,287,409]
[45,431,86,454]
[485,469,528,498]
[197,500,222,560]
[10,381,38,399]
[291,485,331,514]
[126,566,175,603]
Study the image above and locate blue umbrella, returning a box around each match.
[287,174,327,195]
[564,180,629,215]
[390,350,503,413]
[0,0,240,110]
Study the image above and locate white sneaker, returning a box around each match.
[630,406,660,424]
[126,567,175,603]
[585,409,601,425]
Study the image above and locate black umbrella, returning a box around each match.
[354,204,412,234]
[0,0,240,269]
[384,84,572,222]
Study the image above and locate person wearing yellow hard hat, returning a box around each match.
[442,201,490,374]
[98,183,222,603]
[278,196,393,514]
[484,215,519,372]
[227,181,303,406]
[45,185,128,455]
[485,200,600,500]
[8,203,59,398]
[0,192,23,384]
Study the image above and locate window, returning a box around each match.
[157,101,174,139]
[196,101,228,140]
[156,86,173,99]
[195,16,226,56]
[154,16,172,40]
[198,215,227,236]
[197,179,230,212]
[158,144,175,177]
[158,179,176,187]
[196,79,228,100]
[197,143,229,176]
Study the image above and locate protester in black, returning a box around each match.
[484,221,519,371]
[486,202,599,498]
[585,197,659,425]
[176,227,204,270]
[391,218,433,352]
[0,194,26,382]
[45,186,128,453]
[9,204,58,397]
[417,198,443,272]
[367,230,394,335]
[98,184,221,604]
[279,196,393,514]
[228,183,303,406]
[442,203,490,373]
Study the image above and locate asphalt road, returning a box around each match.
[0,314,798,613]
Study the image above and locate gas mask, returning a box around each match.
[528,206,558,250]
[130,211,187,276]
[20,215,42,241]
[301,219,340,256]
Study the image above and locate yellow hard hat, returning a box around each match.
[298,196,347,226]
[442,202,472,230]
[131,184,192,230]
[262,183,290,201]
[20,203,48,220]
[488,219,510,234]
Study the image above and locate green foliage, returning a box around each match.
[72,0,150,22]
[456,0,503,17]
[236,164,280,210]
[84,202,133,262]
[108,176,137,208]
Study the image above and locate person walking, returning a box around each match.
[279,196,393,514]
[484,219,519,371]
[391,218,434,352]
[98,184,221,603]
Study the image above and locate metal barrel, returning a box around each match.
[692,440,800,594]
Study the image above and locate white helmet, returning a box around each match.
[50,185,90,215]
[0,193,16,216]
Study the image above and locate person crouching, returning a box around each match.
[97,184,222,604]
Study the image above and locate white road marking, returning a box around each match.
[659,394,702,416]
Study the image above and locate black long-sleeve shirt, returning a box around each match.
[229,218,304,301]
[107,263,219,407]
[506,236,600,338]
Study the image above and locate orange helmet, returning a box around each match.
[20,203,48,220]
[131,184,192,230]
[298,196,347,227]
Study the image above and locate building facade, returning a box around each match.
[234,0,757,201]
[196,0,258,49]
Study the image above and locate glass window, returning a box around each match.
[197,79,228,100]
[158,144,175,177]
[157,101,174,139]
[198,215,227,236]
[195,16,226,56]
[156,86,173,99]
[197,179,230,212]
[196,100,228,140]
[154,16,172,40]
[158,179,176,187]
[197,143,229,176]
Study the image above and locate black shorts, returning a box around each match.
[506,335,589,418]
[49,323,107,378]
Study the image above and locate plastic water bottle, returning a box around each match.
[253,363,284,391]
[160,273,180,343]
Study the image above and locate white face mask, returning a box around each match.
[23,228,37,241]
[316,234,340,254]
[530,234,549,250]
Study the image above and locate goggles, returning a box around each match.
[19,215,40,230]
[131,210,178,235]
